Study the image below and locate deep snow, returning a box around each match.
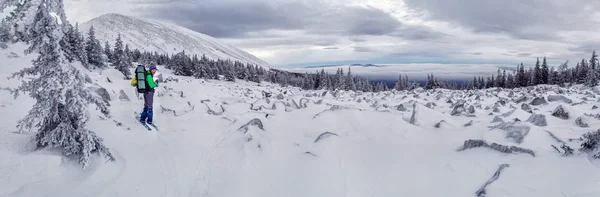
[1,42,600,197]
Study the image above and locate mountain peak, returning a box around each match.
[81,13,272,69]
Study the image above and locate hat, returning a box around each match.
[149,65,158,71]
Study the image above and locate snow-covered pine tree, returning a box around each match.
[394,74,403,91]
[558,60,569,87]
[495,69,502,87]
[586,51,599,87]
[578,59,588,83]
[103,40,112,63]
[506,73,514,88]
[60,23,89,69]
[9,0,114,168]
[585,66,599,87]
[501,70,507,88]
[346,67,356,91]
[224,64,236,82]
[112,34,132,79]
[517,63,527,87]
[85,25,104,68]
[541,57,549,84]
[0,0,36,42]
[533,58,542,85]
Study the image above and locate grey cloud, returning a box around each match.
[517,53,532,57]
[354,46,378,52]
[224,36,340,48]
[141,0,312,38]
[141,0,443,40]
[349,37,367,42]
[472,52,483,55]
[323,47,338,50]
[404,0,600,40]
[568,42,600,55]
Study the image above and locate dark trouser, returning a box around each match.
[140,89,155,123]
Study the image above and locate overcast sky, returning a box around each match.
[63,0,600,68]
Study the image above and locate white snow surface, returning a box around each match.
[79,13,273,70]
[1,42,600,197]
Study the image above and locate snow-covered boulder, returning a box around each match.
[0,42,7,49]
[575,117,589,128]
[551,105,569,120]
[468,105,475,114]
[6,52,19,58]
[88,86,111,104]
[118,90,130,101]
[492,115,503,123]
[526,114,547,126]
[521,103,532,113]
[513,95,527,103]
[530,97,548,106]
[547,95,572,104]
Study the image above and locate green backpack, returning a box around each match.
[135,65,149,93]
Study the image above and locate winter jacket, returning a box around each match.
[130,70,158,89]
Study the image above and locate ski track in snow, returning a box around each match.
[1,43,600,197]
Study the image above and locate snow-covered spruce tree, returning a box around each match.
[9,0,114,168]
[112,34,132,79]
[533,58,542,85]
[0,0,37,42]
[85,25,104,68]
[224,64,236,82]
[60,23,89,69]
[103,40,112,63]
[541,57,549,84]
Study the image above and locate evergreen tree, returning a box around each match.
[112,34,132,78]
[60,23,88,69]
[506,73,515,88]
[9,0,114,168]
[104,41,112,63]
[534,58,542,85]
[541,57,549,84]
[224,64,236,82]
[0,0,36,42]
[558,60,569,86]
[85,25,104,68]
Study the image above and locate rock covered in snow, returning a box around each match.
[119,90,130,101]
[551,105,569,120]
[492,115,504,123]
[530,97,548,106]
[88,86,111,105]
[6,52,19,58]
[272,93,283,100]
[464,120,474,127]
[513,95,527,103]
[526,114,547,126]
[575,117,589,128]
[468,105,476,114]
[0,42,7,49]
[396,104,407,111]
[521,103,532,113]
[547,95,572,104]
[425,102,436,109]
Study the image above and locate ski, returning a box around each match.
[134,112,153,131]
[148,123,159,131]
[140,122,152,131]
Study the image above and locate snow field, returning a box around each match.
[1,42,600,197]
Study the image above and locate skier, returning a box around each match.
[131,65,159,124]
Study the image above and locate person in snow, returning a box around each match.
[131,65,159,124]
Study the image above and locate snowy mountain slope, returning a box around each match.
[1,43,600,197]
[79,13,272,69]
